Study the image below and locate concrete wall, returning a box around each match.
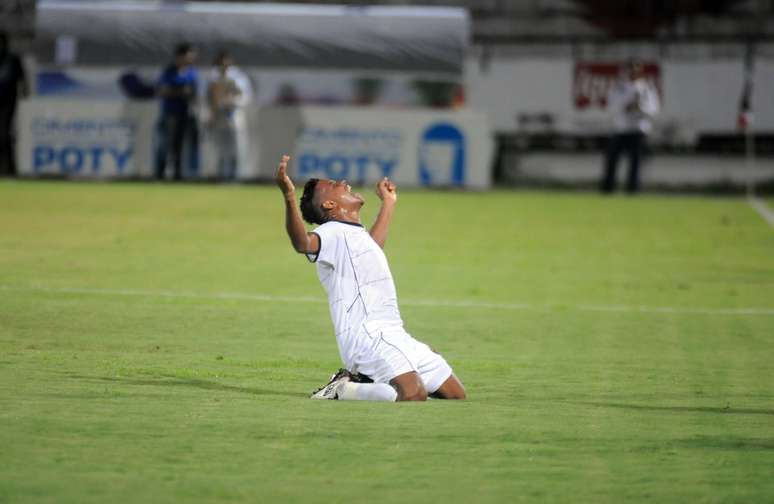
[465,55,774,136]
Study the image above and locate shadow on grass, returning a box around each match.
[67,374,307,399]
[578,401,774,416]
[673,436,774,451]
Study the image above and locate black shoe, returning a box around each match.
[310,368,352,400]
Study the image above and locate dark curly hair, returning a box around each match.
[300,178,327,225]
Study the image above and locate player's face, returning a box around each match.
[316,179,365,212]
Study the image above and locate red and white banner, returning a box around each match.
[573,62,662,109]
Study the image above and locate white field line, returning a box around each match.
[0,285,323,305]
[2,284,773,316]
[748,196,774,230]
[576,304,774,316]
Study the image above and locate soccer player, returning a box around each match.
[275,155,466,402]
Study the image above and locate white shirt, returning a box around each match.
[206,66,253,108]
[607,77,660,134]
[307,221,403,368]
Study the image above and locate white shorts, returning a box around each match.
[352,326,453,394]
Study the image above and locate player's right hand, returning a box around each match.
[275,155,295,196]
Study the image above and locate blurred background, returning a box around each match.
[1,0,773,192]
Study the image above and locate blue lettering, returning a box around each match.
[33,145,55,172]
[89,147,104,172]
[109,147,132,173]
[296,152,399,182]
[32,145,132,174]
[376,158,397,178]
[298,154,319,177]
[324,156,349,180]
[59,146,83,174]
[353,156,370,185]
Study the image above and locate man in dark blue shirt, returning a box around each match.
[154,42,199,180]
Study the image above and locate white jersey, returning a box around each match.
[607,77,660,134]
[307,220,403,368]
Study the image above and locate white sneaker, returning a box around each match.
[310,368,351,400]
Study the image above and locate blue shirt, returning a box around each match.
[157,64,199,116]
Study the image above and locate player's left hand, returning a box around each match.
[375,177,397,203]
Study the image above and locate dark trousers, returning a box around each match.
[154,114,198,180]
[601,131,645,194]
[0,103,17,176]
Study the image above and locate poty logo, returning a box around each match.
[29,117,135,175]
[296,127,401,184]
[33,145,132,174]
[418,122,465,187]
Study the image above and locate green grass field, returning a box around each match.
[1,180,773,503]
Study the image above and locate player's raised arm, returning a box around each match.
[275,155,319,254]
[369,177,397,249]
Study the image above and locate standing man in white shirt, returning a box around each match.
[275,155,466,402]
[600,60,661,194]
[206,51,252,180]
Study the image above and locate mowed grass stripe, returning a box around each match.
[2,283,774,316]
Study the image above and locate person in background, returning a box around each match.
[155,42,200,181]
[206,50,252,181]
[274,83,300,106]
[600,60,660,194]
[0,31,29,176]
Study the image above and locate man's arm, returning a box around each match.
[156,70,194,99]
[640,83,660,118]
[369,177,397,249]
[158,84,189,98]
[275,155,319,254]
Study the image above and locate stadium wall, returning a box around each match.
[465,55,774,138]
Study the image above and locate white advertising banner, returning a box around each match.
[17,100,156,178]
[18,100,493,188]
[258,106,494,189]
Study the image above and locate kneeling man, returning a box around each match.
[275,155,466,402]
